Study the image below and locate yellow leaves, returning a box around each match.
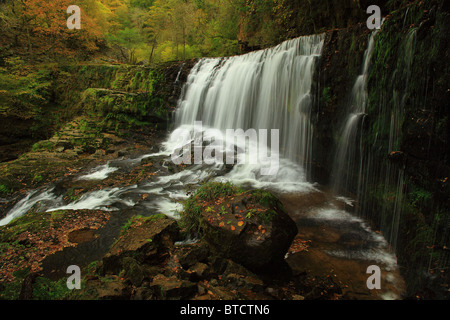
[237,221,244,227]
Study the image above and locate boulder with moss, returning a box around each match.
[180,182,298,272]
[101,214,180,275]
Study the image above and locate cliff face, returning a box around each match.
[236,0,394,50]
[0,60,195,163]
[310,0,449,298]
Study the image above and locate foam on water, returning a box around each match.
[0,189,59,226]
[77,162,118,181]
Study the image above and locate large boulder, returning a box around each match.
[102,214,180,275]
[181,182,298,272]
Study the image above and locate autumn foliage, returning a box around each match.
[1,0,108,60]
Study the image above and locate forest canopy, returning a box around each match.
[0,0,246,64]
[0,0,396,64]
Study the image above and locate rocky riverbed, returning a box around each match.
[0,119,405,300]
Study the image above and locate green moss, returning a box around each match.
[179,197,204,234]
[32,277,73,300]
[0,212,50,242]
[31,141,54,152]
[0,272,26,300]
[0,184,12,196]
[250,189,277,207]
[120,214,167,236]
[179,181,244,233]
[193,181,244,202]
[321,86,333,105]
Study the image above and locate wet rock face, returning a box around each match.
[1,211,341,300]
[185,185,298,272]
[102,215,180,275]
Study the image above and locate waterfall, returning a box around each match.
[332,26,418,252]
[373,28,417,249]
[331,31,378,196]
[163,34,325,188]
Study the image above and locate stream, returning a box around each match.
[0,32,407,299]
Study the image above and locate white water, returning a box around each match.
[45,187,136,212]
[1,34,325,224]
[311,206,398,270]
[177,36,324,160]
[167,34,325,190]
[0,189,60,226]
[331,30,378,194]
[77,162,118,181]
[0,32,407,299]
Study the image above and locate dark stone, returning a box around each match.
[19,273,39,300]
[132,287,153,300]
[177,243,210,269]
[122,257,145,287]
[96,279,132,300]
[187,262,210,281]
[150,274,197,300]
[102,215,180,275]
[199,191,298,272]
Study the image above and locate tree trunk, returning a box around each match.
[26,27,33,62]
[149,41,156,62]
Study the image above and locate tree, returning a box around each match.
[0,0,110,61]
[109,27,142,64]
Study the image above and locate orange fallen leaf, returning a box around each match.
[230,225,235,231]
[237,221,244,227]
[219,221,225,227]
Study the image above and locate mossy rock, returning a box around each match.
[180,182,298,272]
[102,214,180,275]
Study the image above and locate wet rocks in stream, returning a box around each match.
[66,184,341,300]
[0,183,342,300]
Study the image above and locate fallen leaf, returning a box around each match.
[237,221,244,227]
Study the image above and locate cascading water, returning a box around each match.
[331,30,378,197]
[163,33,406,299]
[331,23,418,254]
[171,34,325,183]
[358,27,418,251]
[0,32,408,299]
[0,34,325,226]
